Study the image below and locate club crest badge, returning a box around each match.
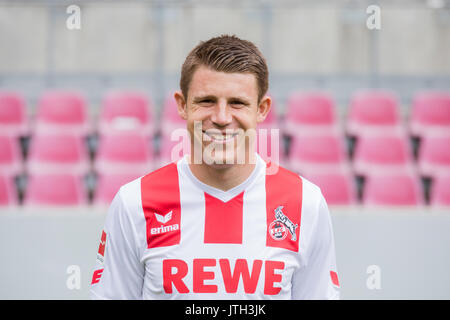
[268,206,298,241]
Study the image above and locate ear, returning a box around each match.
[174,91,188,120]
[256,95,272,124]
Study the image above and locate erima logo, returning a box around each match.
[154,211,172,224]
[151,211,179,235]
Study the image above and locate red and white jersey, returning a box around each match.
[90,154,340,300]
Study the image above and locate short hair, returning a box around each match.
[180,34,269,103]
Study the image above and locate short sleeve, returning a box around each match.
[90,189,145,300]
[291,192,340,300]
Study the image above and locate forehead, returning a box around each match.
[188,65,258,100]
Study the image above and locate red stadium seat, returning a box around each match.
[27,133,90,175]
[34,90,91,136]
[430,174,450,207]
[95,132,153,175]
[303,172,357,205]
[288,133,348,174]
[362,173,423,206]
[0,91,29,137]
[0,174,17,206]
[409,91,450,137]
[24,173,87,206]
[346,90,402,137]
[352,133,414,176]
[417,135,450,178]
[0,135,22,176]
[98,91,154,136]
[283,91,338,136]
[93,172,142,206]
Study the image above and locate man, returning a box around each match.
[90,35,340,299]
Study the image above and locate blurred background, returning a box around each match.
[0,0,450,299]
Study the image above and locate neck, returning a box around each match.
[187,156,257,192]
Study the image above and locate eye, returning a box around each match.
[230,100,246,107]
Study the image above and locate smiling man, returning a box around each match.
[90,35,340,300]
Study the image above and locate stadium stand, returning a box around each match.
[0,91,29,137]
[362,172,424,206]
[0,135,23,177]
[94,131,154,176]
[417,134,450,178]
[33,90,91,136]
[430,174,450,207]
[346,90,402,137]
[0,174,17,206]
[283,91,338,137]
[287,132,349,174]
[93,172,143,206]
[98,91,154,137]
[352,132,415,177]
[23,173,88,206]
[26,133,90,175]
[409,91,450,138]
[303,171,357,205]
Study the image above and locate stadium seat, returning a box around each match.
[93,172,142,206]
[303,172,357,205]
[0,135,22,176]
[409,91,450,137]
[158,128,190,166]
[95,132,153,175]
[346,90,402,137]
[26,133,90,175]
[287,133,348,174]
[34,90,91,136]
[160,94,187,137]
[417,135,450,178]
[352,133,414,176]
[0,174,17,206]
[283,91,338,136]
[24,173,87,206]
[98,91,154,136]
[362,172,423,206]
[430,174,450,207]
[0,91,28,137]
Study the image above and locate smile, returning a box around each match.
[202,130,240,143]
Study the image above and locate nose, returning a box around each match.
[210,100,232,127]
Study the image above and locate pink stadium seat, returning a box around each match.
[352,133,414,176]
[347,90,402,137]
[0,135,22,176]
[27,133,90,175]
[160,94,187,137]
[34,90,91,136]
[24,173,87,206]
[95,132,153,175]
[417,135,450,178]
[288,133,348,174]
[430,174,450,207]
[410,91,450,137]
[303,172,357,205]
[363,173,423,206]
[158,129,190,166]
[0,174,17,206]
[0,91,28,137]
[284,91,337,136]
[93,172,142,206]
[98,91,154,136]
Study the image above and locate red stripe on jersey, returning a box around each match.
[204,191,244,244]
[330,270,340,287]
[265,163,302,252]
[141,163,181,249]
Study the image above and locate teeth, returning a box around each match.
[204,131,238,142]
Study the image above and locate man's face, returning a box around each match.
[174,65,271,167]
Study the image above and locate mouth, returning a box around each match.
[202,130,240,143]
